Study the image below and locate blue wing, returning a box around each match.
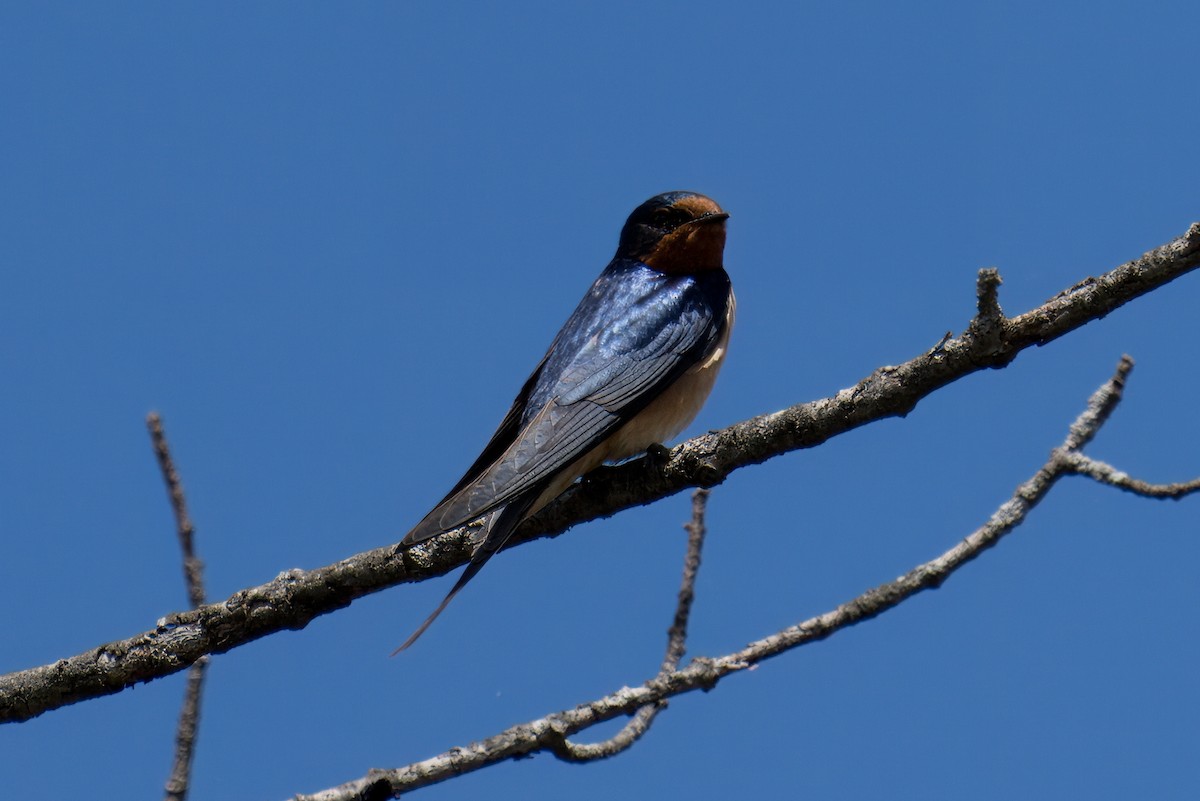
[401,259,731,546]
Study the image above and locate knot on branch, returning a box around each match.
[683,657,722,692]
[964,267,1012,366]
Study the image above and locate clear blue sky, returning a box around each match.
[2,3,1197,799]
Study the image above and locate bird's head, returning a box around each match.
[616,191,729,274]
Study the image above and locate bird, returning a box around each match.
[394,190,735,652]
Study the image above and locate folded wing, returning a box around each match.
[401,264,729,546]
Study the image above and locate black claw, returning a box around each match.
[645,443,673,464]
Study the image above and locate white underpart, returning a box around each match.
[531,291,736,512]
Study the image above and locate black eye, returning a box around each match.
[651,206,684,228]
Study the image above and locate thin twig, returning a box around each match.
[3,223,1199,723]
[664,488,708,673]
[148,413,209,801]
[292,356,1198,799]
[549,489,711,762]
[1059,451,1200,499]
[164,656,209,801]
[147,413,206,610]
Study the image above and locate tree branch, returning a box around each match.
[546,488,710,762]
[148,413,210,801]
[291,355,1198,799]
[1,223,1198,724]
[1058,451,1200,499]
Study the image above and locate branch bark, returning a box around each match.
[292,355,1200,800]
[148,413,210,801]
[548,488,710,763]
[1,223,1198,724]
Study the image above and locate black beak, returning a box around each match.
[691,211,730,226]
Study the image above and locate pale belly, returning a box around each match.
[531,293,735,512]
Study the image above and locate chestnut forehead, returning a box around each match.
[671,194,725,218]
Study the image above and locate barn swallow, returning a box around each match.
[395,191,734,652]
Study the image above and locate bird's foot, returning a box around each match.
[645,442,673,464]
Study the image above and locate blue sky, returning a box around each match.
[2,3,1198,799]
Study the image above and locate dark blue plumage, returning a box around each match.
[395,191,734,652]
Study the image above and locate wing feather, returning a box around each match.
[402,262,730,546]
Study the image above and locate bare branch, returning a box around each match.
[2,224,1198,724]
[975,267,1004,322]
[664,489,708,673]
[1060,451,1200,499]
[294,355,1193,800]
[965,267,1005,350]
[164,657,209,801]
[147,413,206,613]
[292,357,1190,801]
[547,489,711,762]
[148,413,210,801]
